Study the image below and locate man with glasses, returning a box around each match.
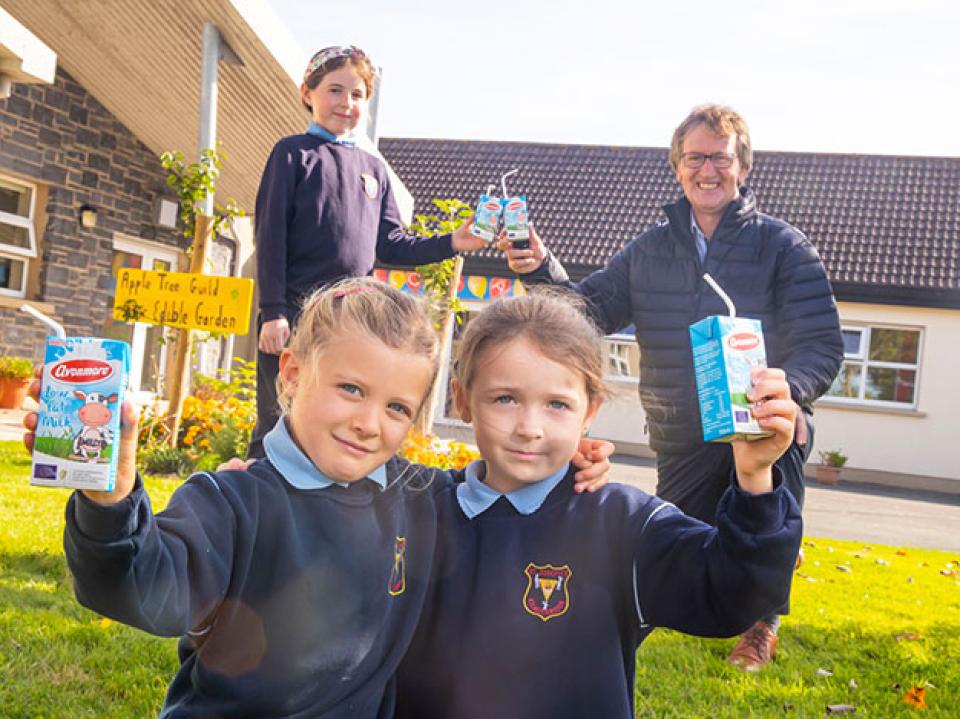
[502,104,843,671]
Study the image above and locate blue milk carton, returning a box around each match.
[30,337,130,491]
[689,315,772,443]
[472,193,504,242]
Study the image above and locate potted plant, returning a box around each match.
[816,449,847,485]
[0,356,35,409]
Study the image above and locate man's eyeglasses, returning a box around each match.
[680,152,737,170]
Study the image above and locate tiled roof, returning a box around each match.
[379,138,960,308]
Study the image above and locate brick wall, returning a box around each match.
[0,66,181,360]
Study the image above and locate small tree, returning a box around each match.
[407,198,472,431]
[157,146,245,444]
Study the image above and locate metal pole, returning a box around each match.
[198,21,220,216]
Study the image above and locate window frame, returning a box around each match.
[824,323,923,409]
[0,174,39,298]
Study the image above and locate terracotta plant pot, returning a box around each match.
[0,377,30,409]
[815,465,842,486]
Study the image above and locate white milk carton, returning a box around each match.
[472,193,504,242]
[502,195,530,247]
[31,336,130,491]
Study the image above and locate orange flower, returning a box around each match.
[903,684,928,709]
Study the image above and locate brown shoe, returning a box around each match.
[726,620,778,672]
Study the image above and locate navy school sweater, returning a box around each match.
[63,458,449,719]
[255,134,457,322]
[395,467,802,719]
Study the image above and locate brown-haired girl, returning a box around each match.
[396,290,804,718]
[250,45,488,458]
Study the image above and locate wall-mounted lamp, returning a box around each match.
[78,204,98,229]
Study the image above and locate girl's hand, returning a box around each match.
[451,217,489,253]
[81,400,139,505]
[217,457,254,472]
[571,438,615,493]
[497,222,547,274]
[259,318,290,355]
[731,368,797,494]
[22,369,138,505]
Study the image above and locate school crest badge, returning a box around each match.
[360,172,379,200]
[388,537,406,596]
[522,563,572,622]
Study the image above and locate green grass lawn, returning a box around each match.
[1,439,957,717]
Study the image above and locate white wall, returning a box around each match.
[813,302,960,483]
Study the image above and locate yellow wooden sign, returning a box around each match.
[112,268,254,335]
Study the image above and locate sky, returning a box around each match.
[263,0,959,158]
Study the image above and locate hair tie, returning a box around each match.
[332,285,378,300]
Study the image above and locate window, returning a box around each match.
[0,176,38,298]
[603,333,639,382]
[826,325,921,407]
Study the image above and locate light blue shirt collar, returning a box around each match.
[263,418,386,490]
[689,211,708,263]
[456,460,569,519]
[306,122,356,147]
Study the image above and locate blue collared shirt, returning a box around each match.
[689,211,708,263]
[456,460,569,519]
[306,121,356,147]
[263,417,386,490]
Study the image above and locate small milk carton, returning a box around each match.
[502,195,530,247]
[689,274,772,443]
[473,193,504,242]
[31,336,130,491]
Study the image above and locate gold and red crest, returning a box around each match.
[388,537,406,596]
[522,563,572,622]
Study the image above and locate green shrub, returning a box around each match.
[0,356,35,380]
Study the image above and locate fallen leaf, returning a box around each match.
[836,565,852,573]
[918,561,929,567]
[804,540,817,548]
[849,679,859,689]
[853,553,865,559]
[860,545,873,552]
[907,576,914,583]
[826,704,857,715]
[96,617,112,628]
[817,668,835,677]
[875,558,890,566]
[896,632,922,642]
[903,684,927,709]
[940,569,958,578]
[896,550,908,556]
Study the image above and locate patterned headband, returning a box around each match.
[303,46,373,81]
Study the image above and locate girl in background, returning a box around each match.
[251,46,487,457]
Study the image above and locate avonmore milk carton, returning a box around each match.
[502,195,530,247]
[473,193,504,242]
[688,274,773,443]
[31,337,130,491]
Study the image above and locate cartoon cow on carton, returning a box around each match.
[71,391,117,462]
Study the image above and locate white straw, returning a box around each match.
[21,303,66,338]
[702,274,736,318]
[500,168,518,198]
[486,184,495,196]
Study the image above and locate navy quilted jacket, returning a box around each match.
[526,187,844,454]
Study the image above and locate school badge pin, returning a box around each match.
[360,172,379,199]
[388,537,406,596]
[522,563,572,622]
